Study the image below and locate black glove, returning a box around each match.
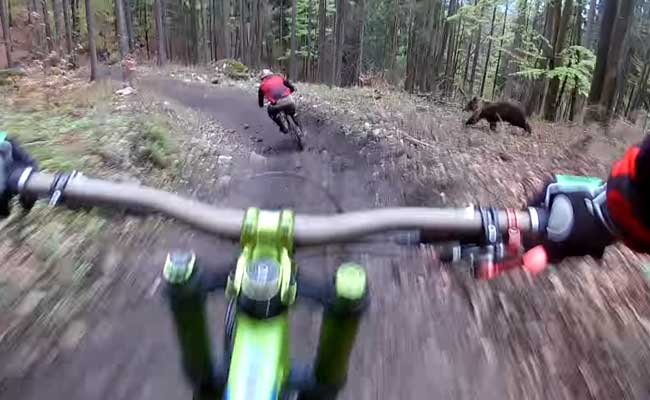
[527,174,616,263]
[0,137,38,217]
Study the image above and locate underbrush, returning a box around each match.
[0,74,180,369]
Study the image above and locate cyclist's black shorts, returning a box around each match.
[267,97,296,119]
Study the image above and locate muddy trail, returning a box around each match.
[1,77,532,400]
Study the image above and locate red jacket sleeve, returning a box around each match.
[607,135,650,253]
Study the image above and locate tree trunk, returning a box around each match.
[317,0,327,82]
[306,0,313,80]
[84,0,97,80]
[62,0,72,54]
[444,0,459,93]
[468,0,482,95]
[0,0,11,66]
[71,0,80,54]
[239,0,247,64]
[357,0,365,84]
[404,0,417,92]
[189,0,198,63]
[544,0,574,121]
[115,0,129,57]
[479,5,497,97]
[42,0,54,53]
[598,0,635,118]
[492,1,509,98]
[289,0,297,78]
[503,0,527,99]
[52,0,63,53]
[124,0,134,51]
[384,0,399,82]
[584,0,597,48]
[154,0,165,64]
[333,0,346,85]
[462,30,472,90]
[588,0,618,105]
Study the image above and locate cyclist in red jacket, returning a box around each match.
[257,69,300,134]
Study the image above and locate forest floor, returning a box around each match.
[1,63,650,399]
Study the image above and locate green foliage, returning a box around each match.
[515,45,595,96]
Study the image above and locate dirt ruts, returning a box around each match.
[1,76,513,400]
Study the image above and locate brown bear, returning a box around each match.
[464,97,532,134]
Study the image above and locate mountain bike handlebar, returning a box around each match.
[15,170,548,246]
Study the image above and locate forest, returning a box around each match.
[0,0,649,123]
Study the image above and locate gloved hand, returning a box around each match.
[606,135,650,254]
[526,174,616,264]
[0,133,38,217]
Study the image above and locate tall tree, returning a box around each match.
[333,0,346,85]
[468,0,483,94]
[384,0,399,82]
[317,0,327,81]
[584,0,597,48]
[588,0,636,120]
[598,0,635,117]
[543,0,574,121]
[190,0,198,63]
[290,0,297,78]
[480,4,497,97]
[124,0,135,51]
[84,0,97,80]
[588,0,617,105]
[154,0,166,64]
[0,0,11,66]
[52,0,63,53]
[62,0,72,54]
[42,0,54,53]
[115,0,130,81]
[492,1,509,98]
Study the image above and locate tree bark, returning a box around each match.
[584,0,597,48]
[154,0,165,64]
[480,5,497,97]
[0,0,11,66]
[598,0,635,118]
[357,0,365,84]
[317,0,327,82]
[238,0,247,64]
[544,0,574,121]
[503,0,527,98]
[42,0,54,53]
[52,0,63,53]
[384,0,399,83]
[115,0,130,79]
[492,1,509,98]
[333,0,346,85]
[289,0,297,78]
[84,0,97,80]
[62,0,72,54]
[124,0,134,51]
[588,0,618,105]
[468,0,482,95]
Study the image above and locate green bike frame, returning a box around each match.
[164,207,368,400]
[224,208,295,399]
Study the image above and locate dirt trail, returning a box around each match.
[1,77,517,399]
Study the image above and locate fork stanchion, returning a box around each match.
[163,251,223,399]
[300,263,369,400]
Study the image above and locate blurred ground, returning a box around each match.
[0,64,650,399]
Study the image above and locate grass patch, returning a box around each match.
[133,116,178,169]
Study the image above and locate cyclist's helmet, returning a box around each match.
[260,69,273,80]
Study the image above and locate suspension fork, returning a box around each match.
[297,263,369,400]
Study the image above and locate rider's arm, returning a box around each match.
[258,86,264,108]
[606,135,650,253]
[283,79,296,93]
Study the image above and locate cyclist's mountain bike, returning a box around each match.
[12,167,559,400]
[278,110,304,151]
